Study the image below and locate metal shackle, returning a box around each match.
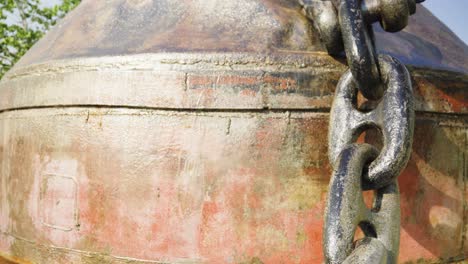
[361,0,421,32]
[302,0,424,55]
[301,0,343,55]
[301,0,423,99]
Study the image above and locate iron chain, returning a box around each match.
[324,55,414,263]
[298,0,420,262]
[299,0,423,98]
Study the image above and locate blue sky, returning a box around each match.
[422,0,468,44]
[35,0,468,45]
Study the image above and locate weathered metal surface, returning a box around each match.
[300,0,343,55]
[324,143,400,264]
[0,0,467,263]
[1,54,466,114]
[324,52,414,262]
[337,0,383,99]
[10,0,468,74]
[329,55,414,190]
[0,106,465,264]
[325,0,418,258]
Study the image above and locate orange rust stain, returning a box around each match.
[362,190,374,210]
[196,160,328,263]
[302,203,326,263]
[3,109,465,263]
[218,75,259,86]
[264,76,297,91]
[434,88,466,113]
[201,201,219,221]
[414,77,468,113]
[240,89,258,97]
[398,158,454,261]
[188,75,217,87]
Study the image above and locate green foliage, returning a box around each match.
[0,0,80,78]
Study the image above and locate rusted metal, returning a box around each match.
[0,0,466,263]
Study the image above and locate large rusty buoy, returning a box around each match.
[0,0,466,263]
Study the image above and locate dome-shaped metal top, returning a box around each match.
[13,0,468,73]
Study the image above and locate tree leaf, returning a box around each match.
[0,0,81,79]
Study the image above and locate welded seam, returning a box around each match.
[0,104,466,119]
[2,53,466,83]
[0,104,332,116]
[2,52,340,81]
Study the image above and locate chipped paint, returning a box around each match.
[0,106,465,263]
[0,0,466,262]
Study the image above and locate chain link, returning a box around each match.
[324,55,413,263]
[298,0,420,262]
[337,0,382,99]
[299,0,423,98]
[323,143,400,264]
[328,54,414,190]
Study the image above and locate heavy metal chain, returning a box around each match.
[298,0,421,263]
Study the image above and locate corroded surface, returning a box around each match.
[0,53,467,263]
[11,0,468,73]
[0,0,467,263]
[0,105,466,263]
[1,54,467,114]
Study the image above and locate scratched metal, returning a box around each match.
[0,0,467,263]
[329,55,415,190]
[323,144,400,264]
